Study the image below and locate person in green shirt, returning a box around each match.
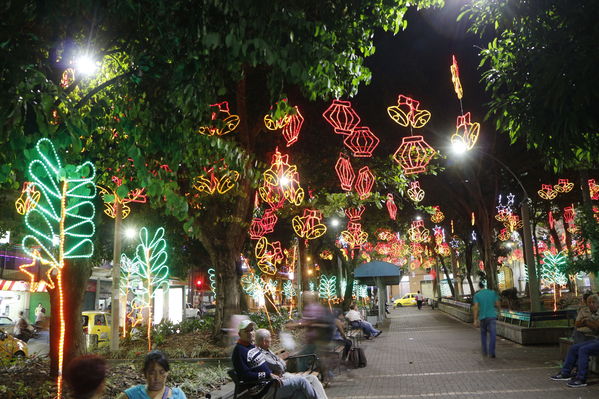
[472,281,501,358]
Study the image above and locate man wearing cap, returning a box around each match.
[232,319,317,399]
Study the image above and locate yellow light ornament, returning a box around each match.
[15,182,40,215]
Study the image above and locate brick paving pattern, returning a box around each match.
[325,306,599,398]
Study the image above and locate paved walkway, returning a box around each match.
[325,306,598,398]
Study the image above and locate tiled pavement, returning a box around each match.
[325,306,599,399]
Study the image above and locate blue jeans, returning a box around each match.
[561,339,599,381]
[352,320,380,337]
[480,318,496,356]
[275,374,317,399]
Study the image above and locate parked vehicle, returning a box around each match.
[0,328,28,360]
[185,304,201,319]
[394,293,418,307]
[82,311,111,346]
[0,316,13,329]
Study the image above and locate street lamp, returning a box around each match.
[452,146,541,312]
[75,54,98,77]
[124,227,137,240]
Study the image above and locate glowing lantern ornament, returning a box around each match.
[430,206,445,224]
[255,237,284,275]
[387,95,432,129]
[408,220,430,243]
[21,138,96,397]
[450,55,463,99]
[292,209,327,240]
[15,182,40,215]
[538,184,558,200]
[354,166,375,199]
[451,112,480,151]
[98,176,147,219]
[322,99,361,135]
[343,126,380,157]
[554,178,574,193]
[393,136,435,175]
[589,179,599,200]
[198,101,240,136]
[386,194,397,220]
[281,107,304,147]
[249,208,278,240]
[345,206,365,221]
[407,181,425,202]
[335,153,355,191]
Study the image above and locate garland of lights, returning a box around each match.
[407,181,425,202]
[208,268,217,294]
[20,138,96,397]
[292,209,327,240]
[386,194,397,220]
[98,176,147,219]
[322,99,361,135]
[198,101,240,136]
[387,95,431,129]
[15,182,40,215]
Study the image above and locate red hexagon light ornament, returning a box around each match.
[322,99,361,136]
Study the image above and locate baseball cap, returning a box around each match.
[238,319,256,332]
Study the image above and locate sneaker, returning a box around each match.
[550,373,572,381]
[375,331,382,337]
[567,379,587,388]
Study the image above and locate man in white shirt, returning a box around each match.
[416,291,424,310]
[346,304,381,338]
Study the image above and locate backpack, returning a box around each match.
[348,347,367,368]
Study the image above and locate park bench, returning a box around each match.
[498,309,577,328]
[558,337,599,374]
[227,369,277,399]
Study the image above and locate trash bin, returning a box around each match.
[85,333,98,351]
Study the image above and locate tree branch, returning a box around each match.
[75,70,135,109]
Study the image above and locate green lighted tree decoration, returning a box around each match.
[20,138,96,397]
[133,227,169,350]
[540,251,568,311]
[208,268,217,295]
[120,253,142,333]
[283,280,296,299]
[318,275,337,310]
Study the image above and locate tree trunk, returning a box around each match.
[579,170,599,291]
[438,255,455,298]
[212,248,241,338]
[450,249,461,298]
[465,242,475,296]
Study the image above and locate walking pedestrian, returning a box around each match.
[472,281,500,358]
[416,291,424,310]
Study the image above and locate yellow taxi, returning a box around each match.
[82,311,111,347]
[0,329,28,359]
[394,293,418,307]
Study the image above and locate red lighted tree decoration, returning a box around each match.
[322,99,361,135]
[538,184,558,200]
[343,126,380,157]
[345,206,365,221]
[197,101,240,136]
[386,194,397,220]
[393,136,435,175]
[589,179,599,200]
[451,112,480,151]
[281,106,304,147]
[450,55,463,100]
[554,178,574,193]
[354,166,375,199]
[335,153,355,191]
[292,209,327,240]
[387,95,431,129]
[407,181,425,202]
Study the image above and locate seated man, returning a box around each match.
[255,328,327,399]
[232,320,317,399]
[345,304,381,339]
[550,294,599,388]
[572,291,598,344]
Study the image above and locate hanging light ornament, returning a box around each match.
[322,99,361,135]
[15,182,41,215]
[436,242,451,257]
[387,95,431,129]
[538,184,558,200]
[548,211,555,229]
[292,209,327,240]
[498,228,511,241]
[407,181,425,202]
[60,68,75,89]
[255,236,284,275]
[563,206,575,225]
[386,194,397,220]
[198,101,240,136]
[411,242,424,255]
[593,206,599,223]
[343,126,380,157]
[354,166,375,199]
[264,99,292,131]
[588,179,599,200]
[319,250,333,260]
[408,220,430,243]
[259,148,304,206]
[340,221,368,250]
[450,55,463,100]
[451,112,480,151]
[504,214,523,232]
[281,106,304,147]
[98,177,148,219]
[192,166,240,195]
[249,208,278,240]
[430,206,445,223]
[345,206,365,221]
[334,153,355,191]
[393,136,436,175]
[554,178,574,193]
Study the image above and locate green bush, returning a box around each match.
[247,311,290,332]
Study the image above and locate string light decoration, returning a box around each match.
[504,214,523,232]
[387,95,432,129]
[208,268,217,294]
[120,253,141,334]
[593,206,599,223]
[98,176,147,219]
[436,242,451,257]
[433,226,445,245]
[264,99,292,131]
[283,280,296,299]
[335,153,355,191]
[407,181,425,202]
[450,55,463,99]
[15,182,40,215]
[451,112,480,151]
[60,68,75,88]
[322,99,361,135]
[343,126,380,157]
[249,208,278,240]
[198,101,240,136]
[541,251,568,311]
[19,249,55,291]
[538,184,558,200]
[21,138,96,397]
[430,206,445,223]
[192,166,240,195]
[345,206,365,221]
[292,209,327,240]
[241,272,265,302]
[259,148,304,207]
[407,220,430,243]
[354,166,375,199]
[498,228,511,241]
[255,236,284,275]
[340,221,368,250]
[281,106,304,147]
[318,274,337,309]
[393,136,435,175]
[495,208,511,222]
[320,250,333,260]
[353,284,368,299]
[554,178,574,193]
[386,194,397,220]
[588,179,599,200]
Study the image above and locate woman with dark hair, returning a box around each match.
[64,355,107,399]
[118,350,186,398]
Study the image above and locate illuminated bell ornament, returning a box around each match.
[554,178,574,193]
[408,220,430,243]
[436,243,451,257]
[588,179,599,200]
[354,166,375,199]
[322,99,361,135]
[451,112,480,151]
[563,206,575,224]
[320,250,333,260]
[281,107,304,147]
[255,237,283,275]
[407,181,425,202]
[393,136,435,175]
[495,208,511,222]
[430,206,445,224]
[345,206,365,221]
[264,99,292,131]
[335,153,355,191]
[504,214,523,232]
[15,182,40,215]
[386,194,397,220]
[387,95,431,129]
[450,55,463,100]
[433,226,445,245]
[192,167,240,195]
[498,228,511,241]
[538,184,558,200]
[343,126,380,157]
[198,101,240,136]
[292,209,327,240]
